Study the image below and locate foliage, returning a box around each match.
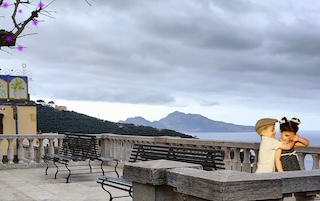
[36,104,193,138]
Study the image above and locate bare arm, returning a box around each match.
[275,148,283,172]
[293,134,310,148]
[279,141,295,150]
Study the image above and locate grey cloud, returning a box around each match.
[2,0,320,117]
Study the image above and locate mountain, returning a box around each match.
[119,111,255,132]
[36,104,193,138]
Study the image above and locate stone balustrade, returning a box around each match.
[0,133,320,200]
[0,133,319,172]
[98,133,320,172]
[0,134,64,168]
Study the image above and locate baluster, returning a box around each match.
[0,139,3,164]
[48,139,54,155]
[222,147,231,170]
[17,138,24,164]
[119,141,124,161]
[7,138,14,164]
[39,139,44,163]
[58,138,63,148]
[252,149,258,173]
[297,153,306,170]
[233,148,241,171]
[311,154,319,170]
[28,138,35,163]
[110,139,115,158]
[242,148,251,172]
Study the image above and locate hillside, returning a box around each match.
[36,104,193,138]
[119,111,255,132]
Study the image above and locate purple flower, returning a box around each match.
[5,36,12,42]
[17,45,24,51]
[38,2,44,9]
[32,19,38,26]
[2,2,9,8]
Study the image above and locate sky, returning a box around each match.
[1,0,320,131]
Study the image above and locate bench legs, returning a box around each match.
[65,164,71,183]
[44,159,49,175]
[100,181,133,201]
[100,160,120,178]
[53,161,59,179]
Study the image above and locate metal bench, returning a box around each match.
[97,143,225,200]
[43,133,119,183]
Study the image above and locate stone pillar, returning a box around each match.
[0,139,3,164]
[17,138,24,164]
[311,154,319,170]
[233,148,241,171]
[242,148,251,173]
[49,139,54,155]
[297,153,306,170]
[39,139,44,163]
[7,138,14,164]
[28,138,34,163]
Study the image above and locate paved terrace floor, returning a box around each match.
[0,162,131,201]
[0,162,319,201]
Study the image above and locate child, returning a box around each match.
[275,117,309,172]
[255,118,297,173]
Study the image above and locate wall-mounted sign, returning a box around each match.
[0,75,28,100]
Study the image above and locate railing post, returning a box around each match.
[17,138,24,164]
[0,139,3,164]
[49,139,54,155]
[252,149,258,173]
[242,148,251,172]
[312,154,319,170]
[233,148,241,171]
[7,138,14,164]
[222,147,232,170]
[297,153,306,170]
[28,138,35,163]
[39,139,44,163]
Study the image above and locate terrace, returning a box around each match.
[0,133,320,201]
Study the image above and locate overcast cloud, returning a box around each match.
[1,0,320,130]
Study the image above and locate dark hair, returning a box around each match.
[279,117,300,133]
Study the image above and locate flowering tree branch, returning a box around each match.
[0,0,92,52]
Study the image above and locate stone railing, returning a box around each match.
[0,133,320,200]
[0,133,319,173]
[0,134,64,168]
[98,133,320,172]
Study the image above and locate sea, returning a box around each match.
[184,130,319,170]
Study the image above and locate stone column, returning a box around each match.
[242,148,251,173]
[17,138,24,164]
[7,138,14,164]
[28,138,35,163]
[0,139,3,164]
[48,139,54,155]
[39,139,44,163]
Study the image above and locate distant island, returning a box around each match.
[119,111,255,132]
